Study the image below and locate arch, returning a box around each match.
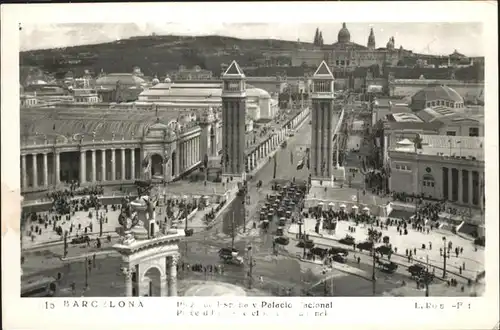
[141,266,163,297]
[150,153,164,177]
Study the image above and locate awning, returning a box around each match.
[363,206,370,211]
[340,204,346,208]
[352,205,359,209]
[318,202,324,205]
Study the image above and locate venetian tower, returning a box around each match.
[221,60,247,178]
[310,61,337,181]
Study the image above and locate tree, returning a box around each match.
[318,32,324,46]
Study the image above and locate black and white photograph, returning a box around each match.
[2,2,498,329]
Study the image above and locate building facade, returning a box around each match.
[388,135,484,209]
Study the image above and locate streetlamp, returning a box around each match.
[84,256,89,291]
[425,254,430,297]
[442,236,447,278]
[297,217,304,239]
[247,244,256,289]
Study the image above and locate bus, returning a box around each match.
[21,276,58,297]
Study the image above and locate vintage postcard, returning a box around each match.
[1,2,498,330]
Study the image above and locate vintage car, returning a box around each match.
[274,236,290,246]
[331,253,347,264]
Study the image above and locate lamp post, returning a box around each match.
[442,236,447,279]
[84,256,89,291]
[247,244,256,289]
[425,254,430,297]
[297,218,304,238]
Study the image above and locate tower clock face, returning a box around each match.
[426,167,431,173]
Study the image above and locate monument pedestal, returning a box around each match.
[332,166,346,182]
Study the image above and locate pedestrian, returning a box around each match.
[463,262,466,270]
[357,257,360,264]
[459,266,462,274]
[413,248,416,255]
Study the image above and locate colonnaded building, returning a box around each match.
[19,61,307,194]
[371,83,486,209]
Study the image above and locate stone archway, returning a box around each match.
[151,154,164,177]
[142,266,162,297]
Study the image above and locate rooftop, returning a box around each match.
[388,112,424,123]
[20,106,190,145]
[416,106,484,125]
[391,134,484,161]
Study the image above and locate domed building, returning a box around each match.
[95,73,147,102]
[137,81,277,120]
[410,84,465,111]
[337,22,351,43]
[293,23,409,89]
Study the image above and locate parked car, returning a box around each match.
[331,253,347,263]
[184,229,194,237]
[378,260,398,274]
[274,236,290,246]
[408,264,434,282]
[297,238,314,249]
[375,245,392,255]
[71,235,90,245]
[329,246,348,256]
[356,241,373,251]
[339,235,355,246]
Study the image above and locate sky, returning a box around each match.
[20,22,484,56]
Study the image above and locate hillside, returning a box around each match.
[20,34,311,80]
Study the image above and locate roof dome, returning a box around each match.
[411,84,464,110]
[337,23,351,43]
[386,37,395,50]
[95,73,145,87]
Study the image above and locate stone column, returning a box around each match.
[91,149,97,182]
[458,169,463,204]
[55,152,60,185]
[124,267,133,297]
[468,171,473,206]
[247,157,252,171]
[448,168,453,202]
[21,155,27,189]
[131,148,136,180]
[175,145,180,177]
[32,154,38,188]
[111,149,116,181]
[184,142,188,169]
[253,153,257,168]
[101,149,106,182]
[80,150,86,183]
[121,148,126,180]
[160,275,168,296]
[168,254,179,296]
[43,153,48,187]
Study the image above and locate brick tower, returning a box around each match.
[221,60,247,178]
[310,61,338,181]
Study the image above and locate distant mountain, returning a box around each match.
[20,34,313,80]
